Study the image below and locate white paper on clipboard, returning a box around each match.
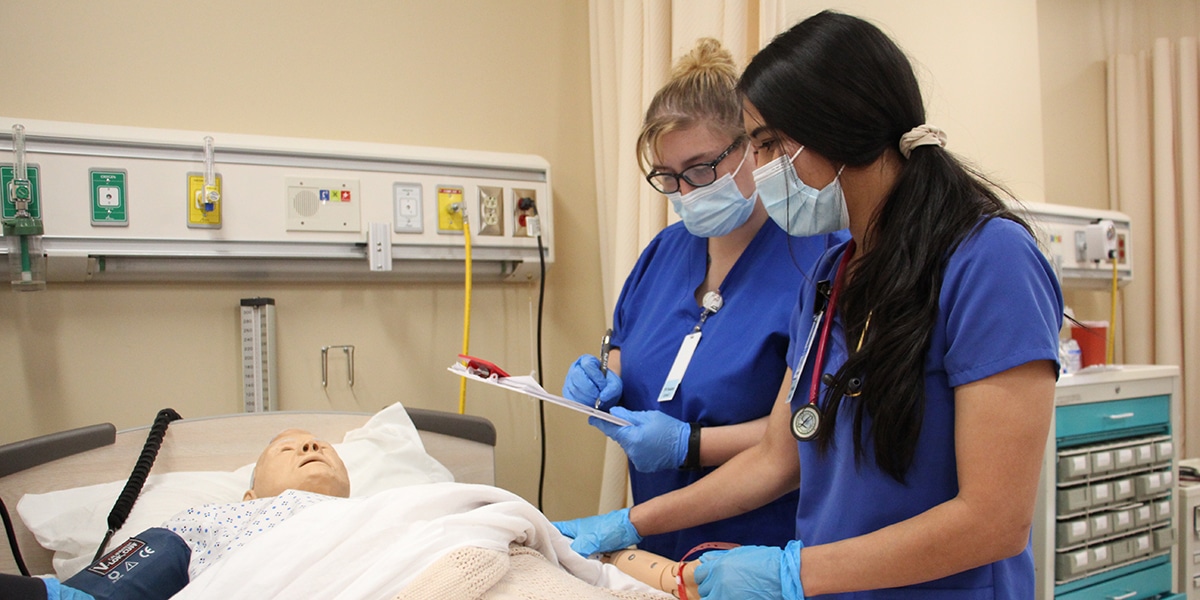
[448,362,631,426]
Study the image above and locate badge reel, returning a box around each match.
[657,291,723,403]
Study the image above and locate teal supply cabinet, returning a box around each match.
[1035,365,1184,599]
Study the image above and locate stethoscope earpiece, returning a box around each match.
[820,372,864,398]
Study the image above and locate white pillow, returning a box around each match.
[18,402,454,579]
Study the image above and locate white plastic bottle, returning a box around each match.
[1063,339,1082,374]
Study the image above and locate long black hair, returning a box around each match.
[739,11,1029,482]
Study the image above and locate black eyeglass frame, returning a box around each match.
[645,138,745,194]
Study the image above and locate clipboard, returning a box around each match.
[448,360,631,426]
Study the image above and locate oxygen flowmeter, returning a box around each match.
[2,124,46,291]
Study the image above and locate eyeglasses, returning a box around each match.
[646,138,744,194]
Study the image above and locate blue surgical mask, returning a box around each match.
[753,145,848,237]
[667,145,756,238]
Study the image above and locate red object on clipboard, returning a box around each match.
[457,354,511,379]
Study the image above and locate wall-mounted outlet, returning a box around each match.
[437,185,465,233]
[478,186,503,236]
[513,188,537,237]
[393,182,423,233]
[187,171,222,229]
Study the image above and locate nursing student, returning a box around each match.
[557,37,844,561]
[557,11,1063,599]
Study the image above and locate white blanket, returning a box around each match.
[173,482,663,599]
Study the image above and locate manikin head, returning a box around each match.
[244,428,351,501]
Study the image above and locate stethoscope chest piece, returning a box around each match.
[791,404,822,441]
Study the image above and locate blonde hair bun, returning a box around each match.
[671,37,737,82]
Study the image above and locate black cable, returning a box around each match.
[0,497,30,576]
[93,408,182,562]
[518,196,548,511]
[535,229,547,511]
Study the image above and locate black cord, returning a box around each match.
[531,206,548,511]
[94,408,182,562]
[0,497,30,576]
[535,231,547,511]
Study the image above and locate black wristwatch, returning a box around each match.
[681,422,702,471]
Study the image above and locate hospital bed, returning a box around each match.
[0,407,496,577]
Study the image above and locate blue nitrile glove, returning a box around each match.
[562,354,623,411]
[552,507,643,557]
[694,539,805,600]
[589,406,689,473]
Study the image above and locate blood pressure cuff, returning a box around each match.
[62,528,190,600]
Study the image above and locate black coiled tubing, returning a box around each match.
[93,408,182,562]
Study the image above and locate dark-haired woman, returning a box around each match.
[555,11,1062,599]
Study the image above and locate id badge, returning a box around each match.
[784,312,823,405]
[657,331,702,402]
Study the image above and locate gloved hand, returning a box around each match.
[694,539,805,600]
[562,354,623,411]
[552,508,643,557]
[590,407,690,473]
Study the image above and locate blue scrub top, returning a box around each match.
[613,219,845,560]
[786,218,1063,598]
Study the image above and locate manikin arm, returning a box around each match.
[600,548,698,599]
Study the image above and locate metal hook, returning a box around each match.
[321,345,355,388]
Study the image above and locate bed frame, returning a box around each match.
[0,407,496,577]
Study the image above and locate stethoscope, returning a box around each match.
[790,242,866,441]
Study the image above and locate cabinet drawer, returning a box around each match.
[1055,559,1173,600]
[1057,396,1170,441]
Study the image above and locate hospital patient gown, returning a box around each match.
[163,489,333,579]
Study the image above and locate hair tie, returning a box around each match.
[898,125,947,159]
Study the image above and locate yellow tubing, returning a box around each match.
[1108,255,1117,364]
[458,209,472,414]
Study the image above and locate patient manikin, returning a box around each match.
[0,429,351,600]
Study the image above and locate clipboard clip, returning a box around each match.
[457,354,511,379]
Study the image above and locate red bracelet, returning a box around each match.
[676,542,740,600]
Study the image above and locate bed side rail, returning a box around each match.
[406,407,496,447]
[0,424,116,479]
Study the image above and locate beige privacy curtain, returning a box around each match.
[588,0,788,513]
[1103,0,1200,455]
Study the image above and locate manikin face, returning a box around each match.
[244,428,351,500]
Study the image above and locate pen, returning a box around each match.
[598,328,613,409]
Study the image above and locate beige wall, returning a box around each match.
[1035,0,1119,327]
[788,1,1048,204]
[0,1,608,520]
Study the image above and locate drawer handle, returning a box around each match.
[1106,412,1135,420]
[1108,592,1137,600]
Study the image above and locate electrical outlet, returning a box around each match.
[437,185,465,233]
[513,188,537,237]
[478,186,503,236]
